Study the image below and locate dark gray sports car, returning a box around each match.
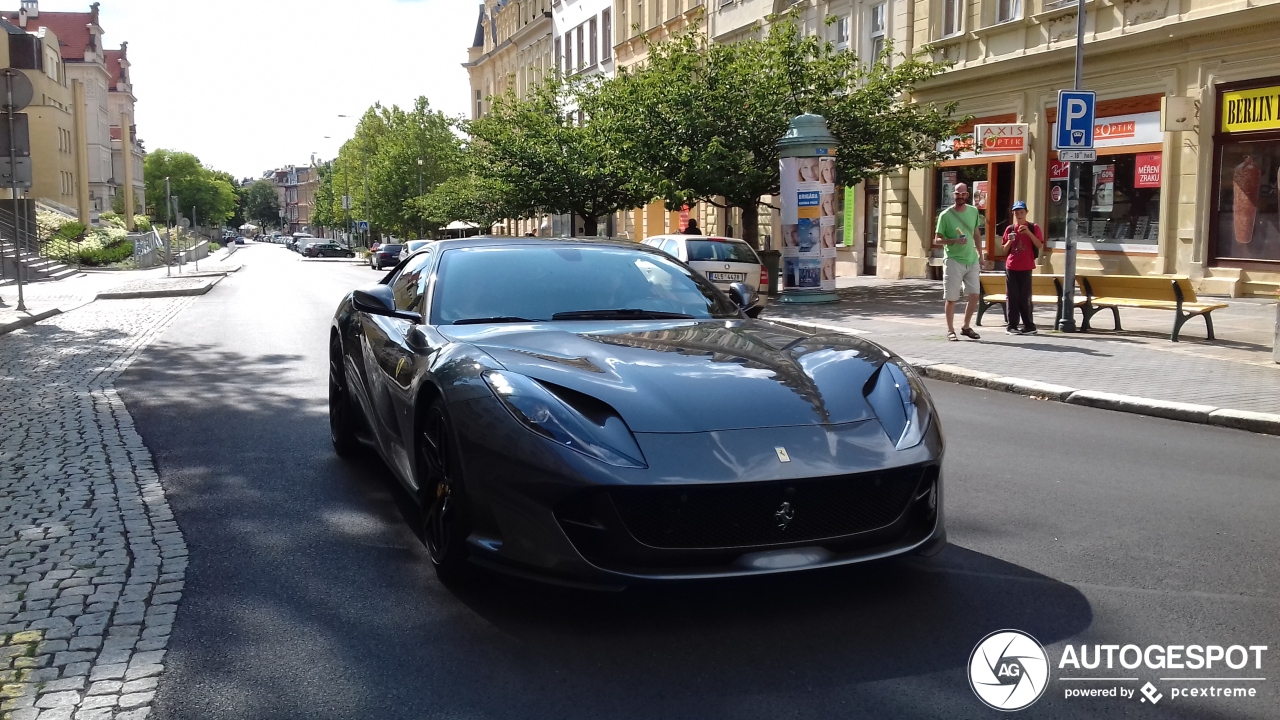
[329,237,945,586]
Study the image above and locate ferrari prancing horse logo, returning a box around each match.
[775,447,791,463]
[775,501,795,529]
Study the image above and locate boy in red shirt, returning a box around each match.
[1001,201,1045,335]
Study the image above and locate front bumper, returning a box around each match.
[448,397,944,586]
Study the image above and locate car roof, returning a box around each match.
[430,236,656,252]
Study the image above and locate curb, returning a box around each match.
[96,275,224,301]
[768,316,1280,437]
[0,308,62,336]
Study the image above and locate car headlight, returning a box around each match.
[482,370,647,468]
[863,360,933,450]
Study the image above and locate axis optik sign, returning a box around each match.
[974,123,1029,154]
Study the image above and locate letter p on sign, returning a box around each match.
[1055,90,1096,150]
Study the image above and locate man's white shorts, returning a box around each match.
[943,258,981,301]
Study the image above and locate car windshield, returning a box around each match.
[431,245,740,324]
[685,239,760,264]
[406,241,430,252]
[381,245,404,253]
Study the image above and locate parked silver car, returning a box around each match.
[641,235,768,316]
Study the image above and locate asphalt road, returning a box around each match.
[117,242,1280,720]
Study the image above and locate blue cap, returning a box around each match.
[1011,201,1028,211]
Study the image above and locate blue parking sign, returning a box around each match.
[1054,90,1096,150]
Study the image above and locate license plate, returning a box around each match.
[707,272,746,282]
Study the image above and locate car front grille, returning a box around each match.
[608,465,928,550]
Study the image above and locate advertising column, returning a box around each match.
[778,114,840,304]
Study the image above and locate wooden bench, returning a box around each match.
[977,274,1086,327]
[1078,275,1229,342]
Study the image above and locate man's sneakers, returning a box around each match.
[1005,327,1020,335]
[1021,328,1039,335]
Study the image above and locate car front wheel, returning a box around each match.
[328,338,360,457]
[419,400,471,582]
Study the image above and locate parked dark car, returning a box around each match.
[370,244,403,270]
[329,238,945,586]
[305,243,355,258]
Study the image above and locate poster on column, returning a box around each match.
[781,152,837,290]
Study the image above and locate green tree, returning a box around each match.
[312,162,336,232]
[592,15,960,247]
[142,149,238,228]
[469,76,652,235]
[411,171,519,232]
[242,180,281,228]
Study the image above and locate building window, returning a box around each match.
[576,25,585,70]
[1215,141,1280,262]
[836,15,850,46]
[589,16,598,67]
[996,0,1020,23]
[555,37,562,74]
[602,8,612,60]
[564,34,573,74]
[475,90,483,119]
[870,3,886,59]
[942,0,963,37]
[1047,153,1162,247]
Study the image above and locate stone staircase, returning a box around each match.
[0,239,80,282]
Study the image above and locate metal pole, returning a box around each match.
[1057,0,1087,332]
[165,176,171,277]
[7,72,26,311]
[192,205,198,272]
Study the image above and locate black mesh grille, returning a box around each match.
[609,465,926,550]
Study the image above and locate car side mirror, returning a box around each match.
[728,282,759,313]
[353,286,421,323]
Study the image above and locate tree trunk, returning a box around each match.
[579,214,599,236]
[740,202,761,250]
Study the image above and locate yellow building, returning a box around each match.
[0,17,81,216]
[881,0,1280,296]
[465,0,555,235]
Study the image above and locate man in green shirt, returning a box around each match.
[935,182,984,341]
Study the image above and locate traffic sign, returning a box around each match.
[0,69,33,112]
[0,113,29,156]
[341,195,352,210]
[0,156,32,188]
[1054,90,1096,150]
[1058,149,1096,162]
[357,221,370,232]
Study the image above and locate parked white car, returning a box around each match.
[398,239,434,263]
[641,235,768,316]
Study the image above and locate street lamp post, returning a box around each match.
[417,157,424,239]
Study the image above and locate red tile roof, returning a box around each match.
[0,9,97,61]
[104,48,124,86]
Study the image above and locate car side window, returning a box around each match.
[660,239,680,258]
[389,252,434,312]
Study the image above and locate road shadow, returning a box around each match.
[118,338,1100,720]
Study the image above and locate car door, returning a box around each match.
[360,251,433,478]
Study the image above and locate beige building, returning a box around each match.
[874,0,1280,297]
[0,16,80,215]
[106,43,143,215]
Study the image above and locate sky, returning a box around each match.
[79,0,477,179]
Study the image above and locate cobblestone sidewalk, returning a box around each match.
[2,296,196,720]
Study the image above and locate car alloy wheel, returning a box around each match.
[328,338,360,457]
[419,402,469,581]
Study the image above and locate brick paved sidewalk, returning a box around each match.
[1,296,196,720]
[762,279,1280,415]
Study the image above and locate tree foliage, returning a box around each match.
[411,172,520,231]
[468,76,652,235]
[319,98,464,238]
[242,180,281,228]
[142,149,238,227]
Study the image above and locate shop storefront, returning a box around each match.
[931,115,1025,266]
[1211,79,1280,268]
[1046,97,1165,256]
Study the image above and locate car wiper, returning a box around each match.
[551,309,696,320]
[450,316,536,325]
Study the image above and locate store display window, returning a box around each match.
[1047,152,1161,246]
[1215,140,1280,262]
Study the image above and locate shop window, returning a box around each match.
[1216,140,1280,262]
[1047,153,1161,247]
